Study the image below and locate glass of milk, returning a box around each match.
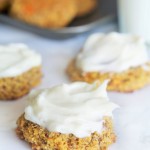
[117,0,150,43]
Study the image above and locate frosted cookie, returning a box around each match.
[67,32,150,92]
[0,43,42,100]
[16,81,118,150]
[10,0,77,28]
[74,0,97,17]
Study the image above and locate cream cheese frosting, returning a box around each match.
[0,43,42,78]
[25,81,118,138]
[76,32,149,73]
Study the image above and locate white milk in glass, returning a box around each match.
[118,0,150,42]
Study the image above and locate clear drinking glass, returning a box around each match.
[117,0,150,43]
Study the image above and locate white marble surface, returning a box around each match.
[0,23,150,150]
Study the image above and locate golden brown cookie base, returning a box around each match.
[67,60,150,92]
[16,115,116,150]
[74,0,97,17]
[10,0,77,28]
[0,66,42,100]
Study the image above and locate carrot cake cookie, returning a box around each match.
[0,43,42,100]
[67,32,150,92]
[16,81,118,150]
[10,0,77,28]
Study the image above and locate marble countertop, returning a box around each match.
[0,23,150,150]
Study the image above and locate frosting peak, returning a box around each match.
[25,81,118,138]
[0,43,42,78]
[76,32,149,73]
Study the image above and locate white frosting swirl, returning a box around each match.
[25,81,118,138]
[76,32,149,73]
[0,43,42,78]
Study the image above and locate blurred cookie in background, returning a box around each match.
[10,0,77,28]
[74,0,98,17]
[0,0,10,11]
